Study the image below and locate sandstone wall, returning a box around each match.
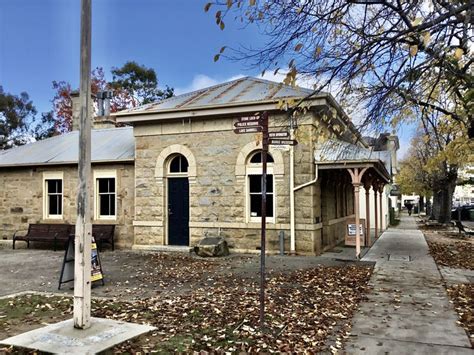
[0,163,134,248]
[133,112,324,254]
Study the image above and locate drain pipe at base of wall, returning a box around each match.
[289,152,319,254]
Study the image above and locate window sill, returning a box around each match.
[44,215,64,220]
[249,217,276,224]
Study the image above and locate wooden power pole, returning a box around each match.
[74,0,92,329]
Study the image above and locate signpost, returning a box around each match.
[233,113,268,329]
[234,115,298,329]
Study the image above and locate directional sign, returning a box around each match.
[234,127,263,134]
[269,139,298,146]
[234,121,262,128]
[268,131,290,138]
[238,115,261,122]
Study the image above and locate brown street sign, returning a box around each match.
[234,127,263,134]
[268,131,289,138]
[269,139,298,146]
[234,121,262,128]
[238,115,261,122]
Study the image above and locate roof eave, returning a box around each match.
[0,158,135,169]
[316,159,391,182]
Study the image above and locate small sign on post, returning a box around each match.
[234,121,262,128]
[234,127,263,134]
[345,218,366,247]
[269,138,298,146]
[268,131,290,138]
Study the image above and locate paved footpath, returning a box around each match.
[345,215,472,354]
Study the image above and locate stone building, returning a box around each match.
[0,126,135,248]
[0,77,397,255]
[115,77,395,254]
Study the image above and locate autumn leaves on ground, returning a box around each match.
[422,224,474,346]
[0,254,373,353]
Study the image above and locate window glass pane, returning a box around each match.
[181,156,189,172]
[267,175,273,193]
[109,194,115,216]
[100,195,111,216]
[250,194,262,216]
[57,196,62,215]
[249,175,261,193]
[98,178,115,193]
[250,152,262,163]
[170,156,181,172]
[49,195,58,215]
[47,180,61,194]
[170,155,189,173]
[266,195,274,217]
[250,151,274,163]
[108,178,115,193]
[98,178,108,193]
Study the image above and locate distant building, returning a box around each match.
[0,77,398,254]
[453,167,474,207]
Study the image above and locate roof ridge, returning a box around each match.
[120,77,248,113]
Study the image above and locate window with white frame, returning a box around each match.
[94,171,116,220]
[43,172,63,219]
[247,151,275,222]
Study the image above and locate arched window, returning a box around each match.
[168,154,189,174]
[247,150,275,222]
[249,151,274,163]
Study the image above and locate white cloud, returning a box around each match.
[174,74,245,95]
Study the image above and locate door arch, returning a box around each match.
[166,154,189,246]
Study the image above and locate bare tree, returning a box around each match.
[208,0,473,137]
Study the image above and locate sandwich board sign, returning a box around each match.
[58,235,105,289]
[345,218,366,247]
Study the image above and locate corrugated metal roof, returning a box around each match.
[314,139,393,174]
[0,127,134,167]
[117,76,321,115]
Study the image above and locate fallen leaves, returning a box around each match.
[0,256,373,353]
[447,284,474,347]
[426,240,474,270]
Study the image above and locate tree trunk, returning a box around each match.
[419,195,425,213]
[432,177,457,224]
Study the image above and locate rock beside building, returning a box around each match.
[194,237,230,257]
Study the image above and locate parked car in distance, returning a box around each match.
[451,205,474,221]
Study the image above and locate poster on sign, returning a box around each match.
[58,235,105,289]
[345,218,366,246]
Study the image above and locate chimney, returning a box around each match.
[71,90,116,131]
[94,90,116,129]
[71,90,95,131]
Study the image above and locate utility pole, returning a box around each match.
[74,0,92,329]
[289,113,296,254]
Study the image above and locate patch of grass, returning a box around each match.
[159,334,195,352]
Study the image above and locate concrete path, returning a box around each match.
[345,215,472,354]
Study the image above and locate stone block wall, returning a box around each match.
[0,163,134,248]
[133,112,325,254]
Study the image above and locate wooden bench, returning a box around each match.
[13,224,72,251]
[69,224,116,251]
[92,224,116,251]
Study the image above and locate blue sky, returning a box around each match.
[0,0,413,156]
[0,0,261,109]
